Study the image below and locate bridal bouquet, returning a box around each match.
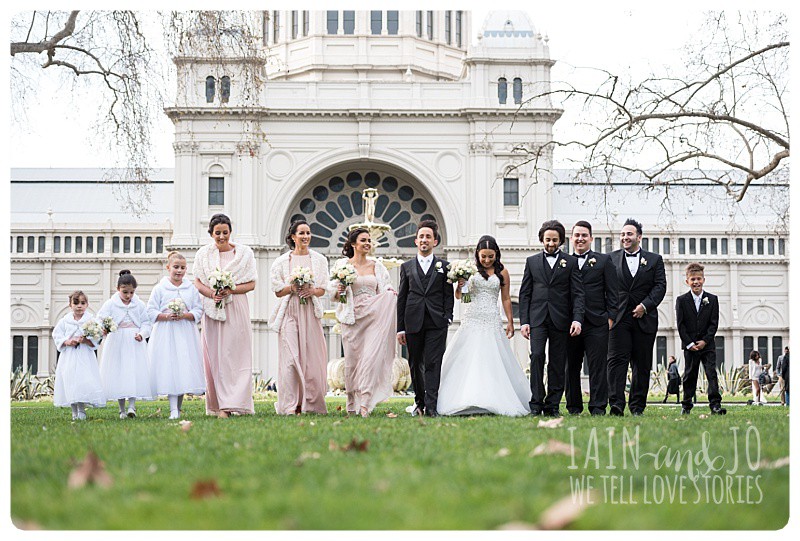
[447,259,479,303]
[81,320,103,342]
[330,261,357,304]
[100,316,117,334]
[208,267,237,309]
[167,298,186,316]
[290,266,314,305]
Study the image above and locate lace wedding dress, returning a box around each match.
[437,274,532,416]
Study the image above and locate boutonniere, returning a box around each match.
[588,257,597,267]
[435,261,444,273]
[559,259,567,268]
[640,258,648,267]
[702,297,710,306]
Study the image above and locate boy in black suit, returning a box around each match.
[520,219,585,416]
[675,262,725,415]
[397,220,454,417]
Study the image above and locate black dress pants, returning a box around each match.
[607,315,656,413]
[566,323,610,414]
[405,310,448,414]
[529,315,569,415]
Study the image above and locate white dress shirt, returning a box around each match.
[417,253,433,274]
[544,252,559,269]
[624,250,640,276]
[692,290,704,313]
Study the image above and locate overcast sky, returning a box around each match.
[5,1,788,170]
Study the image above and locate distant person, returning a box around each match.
[780,348,789,406]
[748,351,768,405]
[663,355,681,404]
[675,263,725,415]
[776,346,789,406]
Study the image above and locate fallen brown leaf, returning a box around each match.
[190,479,222,500]
[495,448,511,457]
[295,452,321,466]
[496,521,538,530]
[758,456,789,470]
[329,438,370,452]
[11,518,43,530]
[332,420,342,426]
[537,492,595,530]
[146,407,162,418]
[337,406,343,411]
[67,451,113,489]
[386,412,398,418]
[529,439,576,457]
[537,417,564,429]
[698,414,709,419]
[179,420,193,432]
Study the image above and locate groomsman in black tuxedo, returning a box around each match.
[607,218,667,416]
[676,263,725,415]
[520,220,585,416]
[397,220,454,417]
[565,221,619,415]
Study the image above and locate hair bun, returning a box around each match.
[119,269,131,276]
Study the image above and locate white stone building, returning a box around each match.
[10,11,789,384]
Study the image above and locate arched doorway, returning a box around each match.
[284,161,445,257]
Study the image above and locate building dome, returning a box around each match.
[481,11,537,41]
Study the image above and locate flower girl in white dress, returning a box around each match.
[97,270,154,419]
[52,291,106,420]
[437,236,532,416]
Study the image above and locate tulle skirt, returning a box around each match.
[100,327,154,400]
[437,322,531,416]
[54,344,106,408]
[148,320,206,396]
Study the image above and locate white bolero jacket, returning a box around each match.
[326,258,395,326]
[268,249,329,331]
[96,292,152,339]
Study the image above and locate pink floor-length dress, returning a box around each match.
[202,249,255,415]
[340,274,396,414]
[275,253,328,415]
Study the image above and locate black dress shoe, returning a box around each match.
[425,409,439,417]
[568,410,582,416]
[609,406,624,417]
[543,410,562,418]
[631,411,644,417]
[710,407,727,415]
[590,410,606,416]
[412,407,425,417]
[681,408,691,415]
[529,410,543,416]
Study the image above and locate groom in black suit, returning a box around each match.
[607,218,667,416]
[520,220,585,416]
[565,221,619,415]
[397,220,454,417]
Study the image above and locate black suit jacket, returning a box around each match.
[675,290,719,351]
[519,251,585,331]
[611,249,666,334]
[576,250,618,327]
[396,255,454,334]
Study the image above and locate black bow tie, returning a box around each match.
[545,252,559,258]
[625,251,640,257]
[573,253,587,259]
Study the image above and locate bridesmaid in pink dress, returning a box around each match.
[193,214,257,418]
[330,228,397,417]
[270,220,329,415]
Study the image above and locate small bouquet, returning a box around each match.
[100,316,117,334]
[290,266,314,305]
[447,259,479,303]
[167,298,186,316]
[81,320,103,343]
[330,262,357,304]
[208,267,237,309]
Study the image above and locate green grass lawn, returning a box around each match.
[10,397,789,530]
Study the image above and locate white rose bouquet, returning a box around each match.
[208,267,237,309]
[100,316,117,334]
[447,259,479,303]
[330,262,357,304]
[167,298,186,316]
[290,266,314,305]
[81,320,103,343]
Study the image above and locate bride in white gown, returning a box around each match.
[438,236,532,416]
